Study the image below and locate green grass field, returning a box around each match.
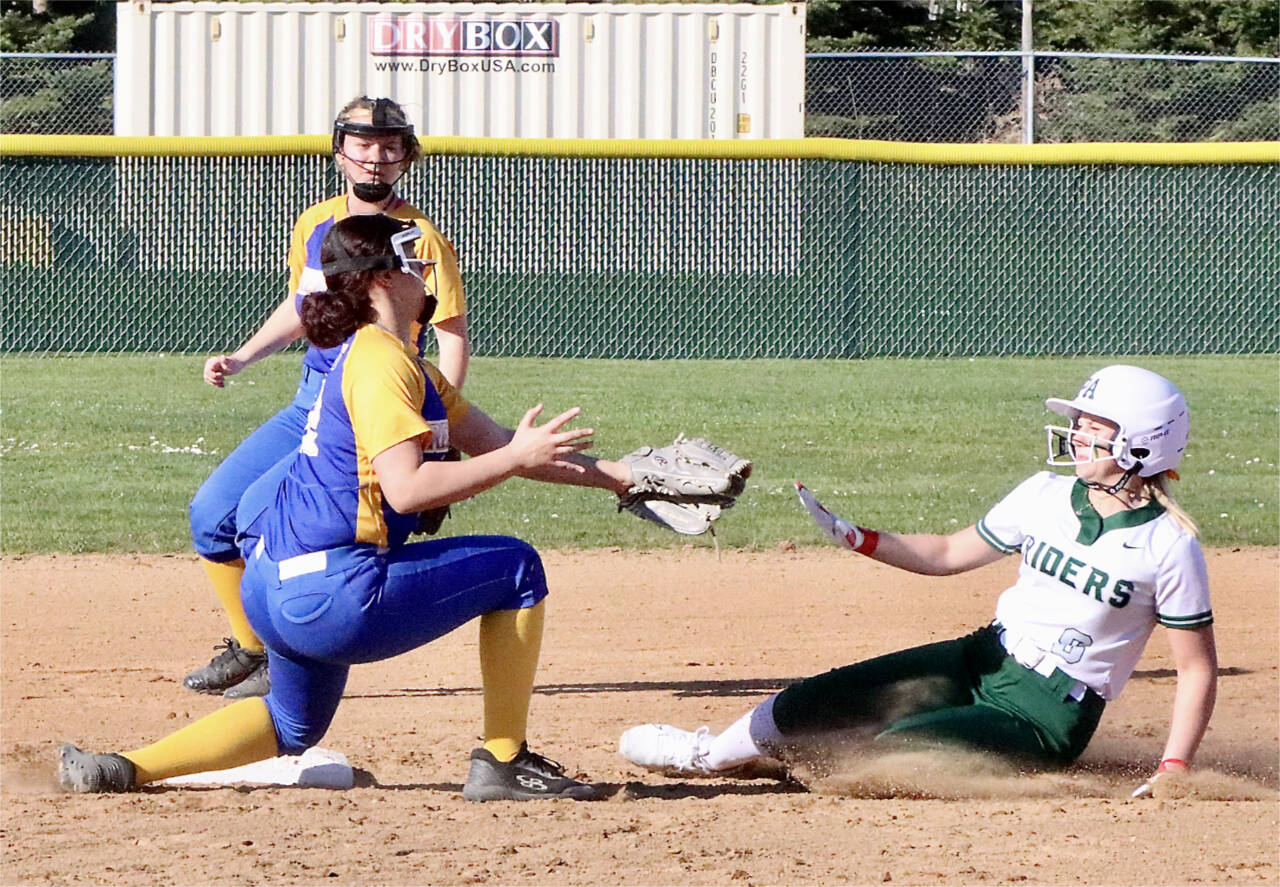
[1,354,1275,553]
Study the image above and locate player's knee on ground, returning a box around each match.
[268,706,332,756]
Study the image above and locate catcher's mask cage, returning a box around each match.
[321,218,434,283]
[1043,364,1189,477]
[332,97,417,171]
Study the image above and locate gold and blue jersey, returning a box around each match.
[255,324,470,559]
[288,195,466,373]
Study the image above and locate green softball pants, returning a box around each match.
[770,624,1105,766]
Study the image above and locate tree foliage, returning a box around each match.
[1036,0,1278,55]
[807,0,1023,51]
[0,1,112,52]
[0,2,114,133]
[805,0,1278,141]
[806,0,1278,54]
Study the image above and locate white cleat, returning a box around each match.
[618,724,717,777]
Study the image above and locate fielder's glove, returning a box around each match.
[619,435,752,535]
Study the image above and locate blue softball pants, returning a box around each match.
[239,536,548,755]
[188,366,324,562]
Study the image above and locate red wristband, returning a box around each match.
[854,528,879,556]
[1157,758,1189,773]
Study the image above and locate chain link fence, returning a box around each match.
[2,152,1275,357]
[807,51,1280,142]
[3,50,1277,142]
[0,53,114,135]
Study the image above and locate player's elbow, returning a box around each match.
[378,475,418,514]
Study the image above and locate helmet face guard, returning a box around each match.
[390,226,430,281]
[1044,424,1119,469]
[321,220,433,282]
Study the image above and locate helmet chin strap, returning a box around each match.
[1082,464,1142,496]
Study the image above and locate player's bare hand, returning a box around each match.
[203,354,245,388]
[507,404,593,472]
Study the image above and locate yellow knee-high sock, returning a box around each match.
[479,600,545,763]
[200,557,263,653]
[122,698,279,784]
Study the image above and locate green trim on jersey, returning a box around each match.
[1071,481,1166,546]
[1158,610,1214,629]
[976,518,1020,554]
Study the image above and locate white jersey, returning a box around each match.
[976,472,1212,701]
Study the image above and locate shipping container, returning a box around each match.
[115,1,807,138]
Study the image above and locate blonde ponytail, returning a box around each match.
[1144,471,1199,537]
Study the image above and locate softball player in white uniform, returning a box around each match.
[620,366,1216,796]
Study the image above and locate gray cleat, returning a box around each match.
[463,743,598,802]
[58,743,136,793]
[221,658,270,699]
[183,637,266,694]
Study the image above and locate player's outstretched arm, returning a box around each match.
[203,295,304,387]
[868,525,1007,576]
[796,483,1003,575]
[449,403,633,495]
[377,403,627,514]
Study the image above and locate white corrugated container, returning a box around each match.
[115,1,806,138]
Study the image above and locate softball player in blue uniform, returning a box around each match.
[60,214,642,801]
[186,96,468,699]
[621,366,1216,797]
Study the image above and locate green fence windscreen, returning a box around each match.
[2,154,1275,356]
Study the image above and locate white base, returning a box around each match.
[158,746,353,789]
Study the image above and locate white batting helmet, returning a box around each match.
[1044,365,1189,477]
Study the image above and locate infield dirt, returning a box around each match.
[3,548,1277,885]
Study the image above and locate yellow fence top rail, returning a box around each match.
[2,134,1277,164]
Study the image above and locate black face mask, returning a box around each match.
[352,180,394,203]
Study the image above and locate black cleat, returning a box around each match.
[58,743,136,793]
[183,638,266,694]
[462,743,598,802]
[221,658,270,699]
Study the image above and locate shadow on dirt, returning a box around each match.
[343,666,1252,701]
[343,677,804,700]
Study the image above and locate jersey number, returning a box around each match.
[1052,628,1093,664]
